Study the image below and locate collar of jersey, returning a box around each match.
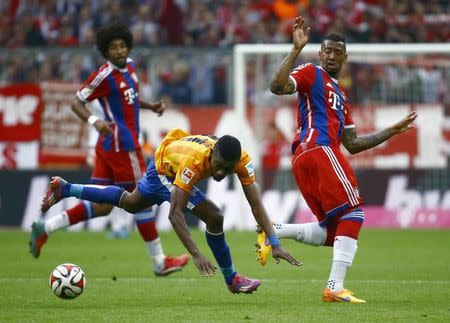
[317,66,339,84]
[107,60,128,73]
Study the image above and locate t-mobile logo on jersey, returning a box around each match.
[123,88,138,104]
[328,91,341,111]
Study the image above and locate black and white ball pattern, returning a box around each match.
[49,263,86,299]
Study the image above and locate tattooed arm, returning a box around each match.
[270,16,310,95]
[342,111,417,155]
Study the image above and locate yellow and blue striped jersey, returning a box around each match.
[154,128,255,192]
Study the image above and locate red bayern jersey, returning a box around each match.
[289,63,355,152]
[77,58,141,152]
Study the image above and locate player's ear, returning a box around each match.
[344,53,348,63]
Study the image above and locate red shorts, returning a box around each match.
[292,144,363,226]
[91,146,146,192]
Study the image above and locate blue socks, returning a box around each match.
[62,183,125,207]
[205,231,236,285]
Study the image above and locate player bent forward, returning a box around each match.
[41,128,301,294]
[256,17,417,303]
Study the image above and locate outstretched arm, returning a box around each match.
[139,99,166,116]
[342,111,417,154]
[270,16,310,95]
[242,182,302,266]
[169,186,216,276]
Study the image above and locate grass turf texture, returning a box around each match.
[0,229,449,322]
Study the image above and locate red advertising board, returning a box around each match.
[0,84,42,141]
[38,82,89,166]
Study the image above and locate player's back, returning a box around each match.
[289,64,355,152]
[154,129,216,179]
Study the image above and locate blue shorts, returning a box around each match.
[137,159,206,210]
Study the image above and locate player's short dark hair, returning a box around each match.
[96,22,133,58]
[323,32,346,44]
[215,135,242,162]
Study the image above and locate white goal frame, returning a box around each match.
[233,43,450,120]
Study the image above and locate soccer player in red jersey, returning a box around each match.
[256,16,417,302]
[30,22,189,276]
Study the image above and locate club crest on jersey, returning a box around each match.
[245,161,255,177]
[181,167,195,184]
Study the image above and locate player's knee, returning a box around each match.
[119,192,140,213]
[336,208,364,240]
[206,207,224,232]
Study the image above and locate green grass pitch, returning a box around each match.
[0,229,449,322]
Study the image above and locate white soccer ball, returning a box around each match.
[49,263,86,299]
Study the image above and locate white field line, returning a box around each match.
[0,278,449,285]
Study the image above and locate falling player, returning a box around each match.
[256,16,417,303]
[39,128,301,294]
[29,22,189,276]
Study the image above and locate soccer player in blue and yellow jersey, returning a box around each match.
[30,22,188,276]
[40,128,302,294]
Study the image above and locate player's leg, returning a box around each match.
[317,147,365,303]
[134,157,189,275]
[324,210,365,303]
[30,179,150,258]
[192,197,260,294]
[30,151,119,258]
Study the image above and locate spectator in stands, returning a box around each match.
[261,122,288,191]
[159,60,192,104]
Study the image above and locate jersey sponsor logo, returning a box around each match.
[245,161,255,177]
[326,82,334,88]
[119,82,126,89]
[123,88,136,104]
[328,91,341,111]
[181,167,195,184]
[79,86,94,100]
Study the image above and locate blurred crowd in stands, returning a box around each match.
[1,0,448,47]
[0,0,449,106]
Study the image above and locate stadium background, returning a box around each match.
[0,0,448,230]
[0,1,449,322]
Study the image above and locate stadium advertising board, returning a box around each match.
[0,84,42,169]
[140,104,448,169]
[39,82,89,167]
[0,169,448,229]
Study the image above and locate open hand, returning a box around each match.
[151,99,166,116]
[193,254,217,277]
[391,111,417,135]
[293,16,311,50]
[272,245,303,266]
[94,119,114,136]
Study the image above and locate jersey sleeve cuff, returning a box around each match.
[76,91,88,103]
[344,124,356,128]
[288,75,298,93]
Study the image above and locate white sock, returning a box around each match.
[273,222,326,246]
[327,236,358,292]
[44,212,70,234]
[145,237,165,271]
